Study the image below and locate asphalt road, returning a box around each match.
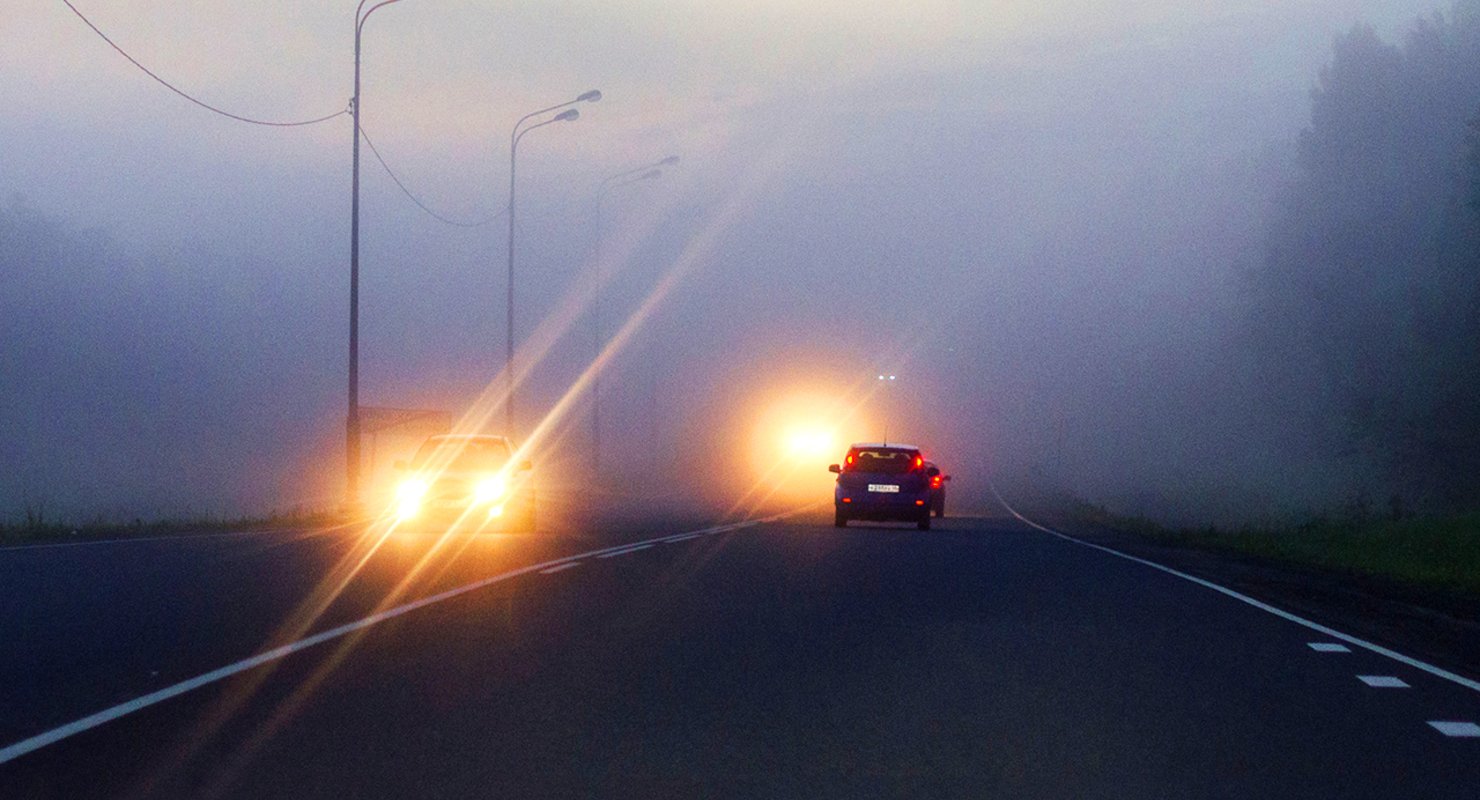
[2,509,1477,798]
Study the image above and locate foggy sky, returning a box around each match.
[0,2,1445,521]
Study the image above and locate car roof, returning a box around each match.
[847,442,921,451]
[425,434,511,445]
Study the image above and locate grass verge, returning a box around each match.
[1073,503,1480,597]
[0,507,347,546]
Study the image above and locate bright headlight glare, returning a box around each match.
[397,479,429,502]
[395,479,428,520]
[474,477,506,504]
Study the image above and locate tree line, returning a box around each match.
[1251,1,1480,509]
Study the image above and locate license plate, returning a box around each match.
[868,484,900,493]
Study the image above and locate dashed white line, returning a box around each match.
[1309,642,1352,653]
[1429,721,1480,737]
[539,562,583,574]
[597,544,653,559]
[1357,675,1410,688]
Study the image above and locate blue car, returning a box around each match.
[829,443,933,530]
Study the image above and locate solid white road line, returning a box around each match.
[1356,675,1410,688]
[1308,642,1352,653]
[597,544,654,559]
[989,486,1480,696]
[662,533,703,543]
[0,515,778,766]
[1428,721,1480,737]
[539,562,583,575]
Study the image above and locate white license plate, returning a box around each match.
[868,484,900,493]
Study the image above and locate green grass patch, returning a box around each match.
[0,506,345,546]
[1077,504,1480,596]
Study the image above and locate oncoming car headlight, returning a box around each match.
[474,476,507,504]
[396,479,429,519]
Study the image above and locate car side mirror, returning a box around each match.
[518,460,533,472]
[828,464,841,474]
[944,475,952,482]
[394,460,408,471]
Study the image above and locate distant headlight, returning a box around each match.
[396,479,429,519]
[474,476,507,504]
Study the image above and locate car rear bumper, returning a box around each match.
[835,496,930,520]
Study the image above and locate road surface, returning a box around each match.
[1,509,1476,798]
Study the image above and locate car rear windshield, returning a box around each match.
[411,439,510,471]
[845,448,920,474]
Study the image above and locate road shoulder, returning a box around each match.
[1010,504,1480,688]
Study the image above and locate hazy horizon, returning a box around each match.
[0,1,1455,524]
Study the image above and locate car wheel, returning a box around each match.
[834,509,848,528]
[917,511,931,531]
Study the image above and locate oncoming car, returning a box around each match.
[828,443,933,530]
[390,434,535,532]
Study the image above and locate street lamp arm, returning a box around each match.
[513,114,568,150]
[512,89,601,139]
[607,170,661,193]
[601,165,648,187]
[357,0,404,34]
[599,155,679,194]
[514,101,575,138]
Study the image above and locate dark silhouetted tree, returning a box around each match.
[1252,2,1480,508]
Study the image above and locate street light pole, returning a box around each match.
[347,0,404,510]
[503,90,600,437]
[590,156,676,473]
[876,373,898,444]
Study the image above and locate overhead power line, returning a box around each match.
[358,124,503,228]
[61,0,348,128]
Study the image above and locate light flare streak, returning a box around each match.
[156,134,800,789]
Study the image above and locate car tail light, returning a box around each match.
[842,497,852,503]
[930,475,943,489]
[915,499,925,506]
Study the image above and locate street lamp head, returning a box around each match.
[659,155,680,166]
[555,108,580,122]
[577,89,603,103]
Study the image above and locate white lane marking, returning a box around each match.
[989,486,1480,695]
[662,533,703,543]
[0,515,781,766]
[597,544,654,559]
[1357,675,1410,688]
[1309,642,1352,653]
[1429,721,1480,737]
[539,562,583,575]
